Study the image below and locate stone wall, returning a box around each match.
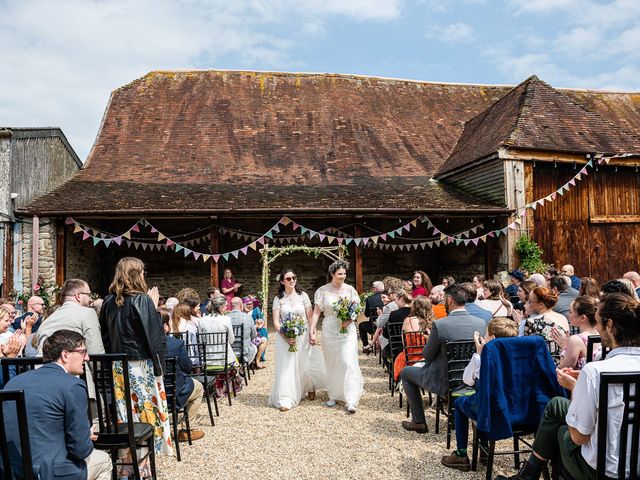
[20,220,57,292]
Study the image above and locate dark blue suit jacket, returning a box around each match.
[476,336,565,440]
[165,335,194,408]
[4,362,93,479]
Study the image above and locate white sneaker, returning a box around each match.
[326,400,337,407]
[346,404,357,413]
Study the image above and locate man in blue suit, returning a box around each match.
[3,329,112,479]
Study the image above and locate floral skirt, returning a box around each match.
[113,359,173,456]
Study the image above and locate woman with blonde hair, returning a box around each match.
[393,296,435,381]
[99,257,172,459]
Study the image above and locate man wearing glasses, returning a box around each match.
[36,279,104,357]
[3,329,112,479]
[12,295,46,332]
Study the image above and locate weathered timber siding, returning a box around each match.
[439,158,505,206]
[532,163,640,281]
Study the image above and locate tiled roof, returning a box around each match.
[21,71,640,215]
[436,76,640,176]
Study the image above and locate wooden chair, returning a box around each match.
[163,356,192,462]
[231,323,250,384]
[435,340,476,449]
[0,357,44,382]
[586,335,610,363]
[197,331,236,407]
[595,371,640,479]
[0,389,35,480]
[387,322,405,406]
[88,353,156,480]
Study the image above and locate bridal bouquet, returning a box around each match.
[280,312,307,352]
[333,297,362,333]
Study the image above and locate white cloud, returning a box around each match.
[426,22,474,43]
[0,0,405,160]
[507,0,579,14]
[554,27,602,56]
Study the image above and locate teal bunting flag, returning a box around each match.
[175,245,183,252]
[388,231,395,239]
[92,237,100,246]
[265,231,273,239]
[222,253,229,261]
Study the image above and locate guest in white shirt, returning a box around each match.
[198,295,237,366]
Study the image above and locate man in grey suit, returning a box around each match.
[228,296,259,364]
[400,283,486,433]
[550,276,573,320]
[36,279,105,356]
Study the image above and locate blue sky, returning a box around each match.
[1,0,639,160]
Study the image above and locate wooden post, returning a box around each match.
[55,219,65,287]
[3,223,13,297]
[31,215,39,291]
[262,246,269,328]
[210,226,219,288]
[355,225,363,293]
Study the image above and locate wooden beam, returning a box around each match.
[210,226,219,288]
[55,219,65,286]
[354,225,363,293]
[3,224,13,297]
[589,215,640,224]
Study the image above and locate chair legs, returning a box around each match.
[148,435,157,480]
[446,397,454,450]
[172,407,181,462]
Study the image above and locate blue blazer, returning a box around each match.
[476,336,565,440]
[166,335,194,408]
[4,362,93,479]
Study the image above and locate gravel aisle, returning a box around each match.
[157,334,518,480]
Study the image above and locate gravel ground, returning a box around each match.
[157,333,521,480]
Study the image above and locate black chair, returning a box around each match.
[88,353,156,480]
[386,322,405,407]
[401,330,429,417]
[170,331,199,365]
[596,371,640,480]
[231,323,251,385]
[0,390,35,480]
[1,357,44,382]
[197,331,236,407]
[586,335,610,363]
[163,356,192,462]
[435,340,476,449]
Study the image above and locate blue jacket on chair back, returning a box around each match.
[476,336,565,440]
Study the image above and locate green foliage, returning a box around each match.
[514,235,550,274]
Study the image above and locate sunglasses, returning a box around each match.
[284,275,297,281]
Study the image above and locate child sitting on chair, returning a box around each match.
[440,317,519,472]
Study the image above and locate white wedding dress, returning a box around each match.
[314,284,364,407]
[268,292,326,410]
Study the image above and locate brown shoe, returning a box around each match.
[307,391,316,400]
[178,429,205,442]
[401,420,428,433]
[441,451,470,472]
[279,406,290,412]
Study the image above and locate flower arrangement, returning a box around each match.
[332,296,362,333]
[280,312,307,352]
[10,276,61,310]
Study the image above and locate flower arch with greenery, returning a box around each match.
[260,244,346,326]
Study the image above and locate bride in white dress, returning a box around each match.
[268,268,325,411]
[310,260,364,413]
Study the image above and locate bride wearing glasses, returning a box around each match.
[268,267,326,411]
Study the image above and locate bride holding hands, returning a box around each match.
[310,260,364,413]
[268,267,325,411]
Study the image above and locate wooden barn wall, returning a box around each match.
[440,158,505,206]
[532,163,640,281]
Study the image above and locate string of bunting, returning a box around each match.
[66,154,607,261]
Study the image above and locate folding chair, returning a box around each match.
[387,322,404,406]
[197,331,236,407]
[0,389,35,480]
[163,356,192,462]
[586,335,610,363]
[435,340,476,449]
[401,330,429,417]
[232,323,250,384]
[1,357,44,382]
[88,353,156,480]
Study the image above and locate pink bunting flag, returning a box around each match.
[403,224,411,232]
[521,209,528,217]
[551,192,557,200]
[488,232,495,238]
[318,234,326,242]
[241,246,248,255]
[166,239,174,247]
[292,223,300,231]
[82,232,90,240]
[193,253,201,260]
[363,238,369,245]
[257,236,266,245]
[579,167,588,175]
[432,228,440,235]
[150,227,158,233]
[131,224,140,233]
[569,178,576,186]
[113,236,123,246]
[380,234,387,241]
[337,238,344,245]
[472,238,479,246]
[508,222,518,230]
[213,254,220,263]
[65,217,75,225]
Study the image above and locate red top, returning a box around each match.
[221,277,236,307]
[412,286,428,298]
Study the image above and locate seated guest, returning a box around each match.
[12,295,45,332]
[381,289,412,361]
[476,279,512,318]
[0,309,21,388]
[551,296,599,370]
[527,273,546,287]
[199,286,220,315]
[472,275,486,300]
[361,281,385,354]
[3,330,112,480]
[441,317,518,471]
[373,278,403,351]
[171,302,199,361]
[393,296,435,381]
[522,287,569,353]
[412,270,432,298]
[512,280,537,314]
[199,295,237,367]
[622,271,640,298]
[506,270,525,305]
[228,296,261,364]
[400,284,486,433]
[601,279,635,297]
[461,282,492,324]
[619,278,639,300]
[560,264,581,290]
[549,276,573,319]
[578,277,600,299]
[244,296,268,365]
[160,310,205,441]
[429,285,448,319]
[442,276,456,288]
[497,293,640,480]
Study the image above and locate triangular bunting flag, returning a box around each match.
[103,239,112,247]
[345,238,353,245]
[241,246,248,255]
[123,231,131,240]
[73,224,82,233]
[157,233,166,241]
[82,232,90,240]
[569,178,576,186]
[309,230,318,239]
[281,217,292,225]
[558,188,565,196]
[92,237,100,246]
[65,217,75,225]
[166,239,174,247]
[354,238,361,246]
[300,227,308,234]
[318,234,326,242]
[380,234,387,241]
[131,224,140,233]
[114,237,123,246]
[292,223,300,231]
[371,236,379,244]
[388,231,396,239]
[265,231,273,239]
[403,224,411,232]
[433,228,440,235]
[222,253,229,261]
[212,254,220,263]
[410,219,417,227]
[326,236,335,244]
[183,248,191,257]
[193,252,201,260]
[257,237,266,245]
[249,242,257,251]
[175,244,183,252]
[272,224,280,233]
[202,254,210,262]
